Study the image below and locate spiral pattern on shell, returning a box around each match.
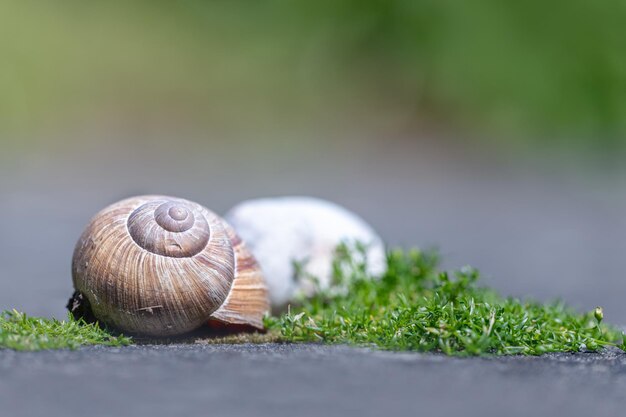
[71,195,269,336]
[127,200,210,258]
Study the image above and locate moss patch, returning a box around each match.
[2,247,624,354]
[267,246,625,356]
[0,310,131,351]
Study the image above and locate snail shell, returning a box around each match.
[71,195,269,336]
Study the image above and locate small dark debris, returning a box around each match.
[66,291,97,324]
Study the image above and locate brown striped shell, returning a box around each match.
[71,195,269,336]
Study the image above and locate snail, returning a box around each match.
[68,195,269,336]
[225,196,387,307]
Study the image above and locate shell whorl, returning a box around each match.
[71,195,241,336]
[127,200,210,258]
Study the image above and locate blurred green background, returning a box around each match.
[2,0,626,155]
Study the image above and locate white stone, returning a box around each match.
[224,196,387,307]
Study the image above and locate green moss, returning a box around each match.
[0,310,131,351]
[2,246,623,354]
[268,245,625,356]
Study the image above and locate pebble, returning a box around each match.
[224,196,387,307]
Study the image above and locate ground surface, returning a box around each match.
[2,138,626,416]
[0,343,624,417]
[3,138,626,320]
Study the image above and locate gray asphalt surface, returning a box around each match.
[2,136,626,417]
[3,138,626,320]
[1,343,624,417]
